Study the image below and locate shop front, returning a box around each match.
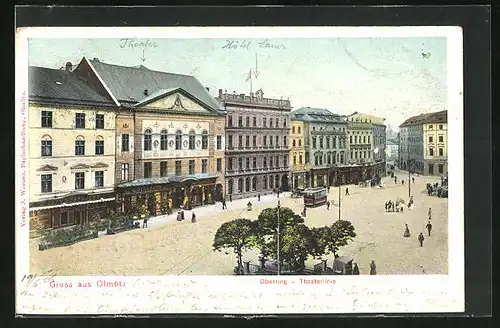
[29,191,116,230]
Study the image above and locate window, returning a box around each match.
[246,116,250,127]
[429,125,433,130]
[95,114,104,129]
[228,179,234,194]
[41,137,52,157]
[246,135,250,147]
[429,148,434,156]
[283,136,287,147]
[41,111,52,128]
[283,118,287,128]
[75,172,85,190]
[270,156,273,167]
[283,157,287,167]
[95,138,104,155]
[275,136,279,147]
[41,174,52,193]
[299,139,302,147]
[189,130,196,150]
[438,135,444,142]
[95,171,104,188]
[75,113,85,129]
[270,136,273,146]
[121,163,129,181]
[245,177,250,192]
[228,135,233,148]
[238,158,243,170]
[263,176,268,189]
[293,155,297,164]
[292,126,296,134]
[253,135,257,147]
[326,137,330,148]
[144,129,152,151]
[202,159,208,173]
[299,154,303,164]
[160,130,168,150]
[327,154,331,165]
[263,117,267,127]
[270,118,273,127]
[319,137,324,148]
[253,117,257,127]
[293,139,296,147]
[228,158,233,170]
[363,136,366,144]
[439,148,443,156]
[160,161,168,177]
[246,157,250,169]
[217,136,222,149]
[238,179,243,193]
[340,152,344,164]
[75,139,85,156]
[428,164,434,174]
[438,164,444,174]
[429,136,433,143]
[275,118,279,128]
[175,160,182,176]
[312,137,316,148]
[439,124,443,130]
[175,130,182,150]
[252,177,257,191]
[122,134,130,152]
[228,116,233,127]
[238,135,243,147]
[263,136,267,146]
[216,158,222,172]
[276,156,280,167]
[263,157,267,168]
[298,126,301,134]
[315,156,318,166]
[189,160,195,175]
[350,135,353,144]
[144,162,152,178]
[305,152,309,164]
[355,136,358,144]
[238,116,243,127]
[253,157,257,169]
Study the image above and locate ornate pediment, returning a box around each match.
[91,162,109,168]
[70,163,90,169]
[37,164,58,172]
[140,91,216,115]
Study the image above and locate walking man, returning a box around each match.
[394,176,398,184]
[326,200,330,210]
[229,194,232,202]
[402,179,405,186]
[426,221,432,236]
[222,198,227,210]
[412,177,415,184]
[370,260,377,275]
[418,232,425,247]
[345,187,350,196]
[142,216,148,228]
[191,212,197,223]
[257,193,261,201]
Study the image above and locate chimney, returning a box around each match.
[206,87,210,92]
[144,89,149,96]
[218,89,223,97]
[93,57,100,62]
[65,62,72,71]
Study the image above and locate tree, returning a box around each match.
[317,220,357,259]
[213,219,257,274]
[280,224,314,270]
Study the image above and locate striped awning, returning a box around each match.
[29,197,115,211]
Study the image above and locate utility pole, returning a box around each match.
[407,142,411,198]
[277,200,281,276]
[338,184,341,221]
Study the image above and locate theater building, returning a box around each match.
[28,64,117,229]
[74,57,226,214]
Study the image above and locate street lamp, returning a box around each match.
[338,184,341,221]
[277,200,281,275]
[407,138,411,198]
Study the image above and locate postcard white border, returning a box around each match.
[15,26,464,315]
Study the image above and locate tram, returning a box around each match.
[303,187,328,207]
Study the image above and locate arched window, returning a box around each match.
[95,135,104,155]
[252,177,257,191]
[144,128,152,151]
[160,129,168,150]
[202,130,208,149]
[75,135,85,156]
[275,175,280,189]
[238,178,243,193]
[228,179,234,195]
[263,176,268,189]
[245,177,250,192]
[269,175,274,189]
[189,130,196,150]
[175,130,182,150]
[41,135,52,157]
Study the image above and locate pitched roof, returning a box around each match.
[399,110,447,127]
[86,58,223,112]
[28,66,115,107]
[291,107,346,123]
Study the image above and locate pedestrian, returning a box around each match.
[394,176,397,184]
[229,194,232,202]
[418,232,425,247]
[302,205,307,217]
[326,200,330,210]
[142,216,148,228]
[428,207,432,220]
[345,187,350,196]
[181,210,185,221]
[426,221,432,236]
[404,223,411,237]
[370,260,377,275]
[258,193,261,201]
[222,198,227,210]
[352,263,360,275]
[384,201,388,212]
[412,177,415,184]
[191,212,197,223]
[402,179,405,186]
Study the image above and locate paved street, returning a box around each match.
[30,170,447,275]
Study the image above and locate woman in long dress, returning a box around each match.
[370,260,377,275]
[404,223,411,237]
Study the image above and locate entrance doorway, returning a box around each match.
[215,183,223,201]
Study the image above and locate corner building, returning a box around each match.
[217,89,292,200]
[74,58,226,214]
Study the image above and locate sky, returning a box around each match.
[28,36,448,131]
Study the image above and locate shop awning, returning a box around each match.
[116,174,219,189]
[29,197,115,211]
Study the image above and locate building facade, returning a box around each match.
[345,112,375,182]
[217,89,292,200]
[398,110,447,176]
[291,107,348,188]
[28,65,117,229]
[386,137,399,163]
[74,57,226,214]
[289,120,308,189]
